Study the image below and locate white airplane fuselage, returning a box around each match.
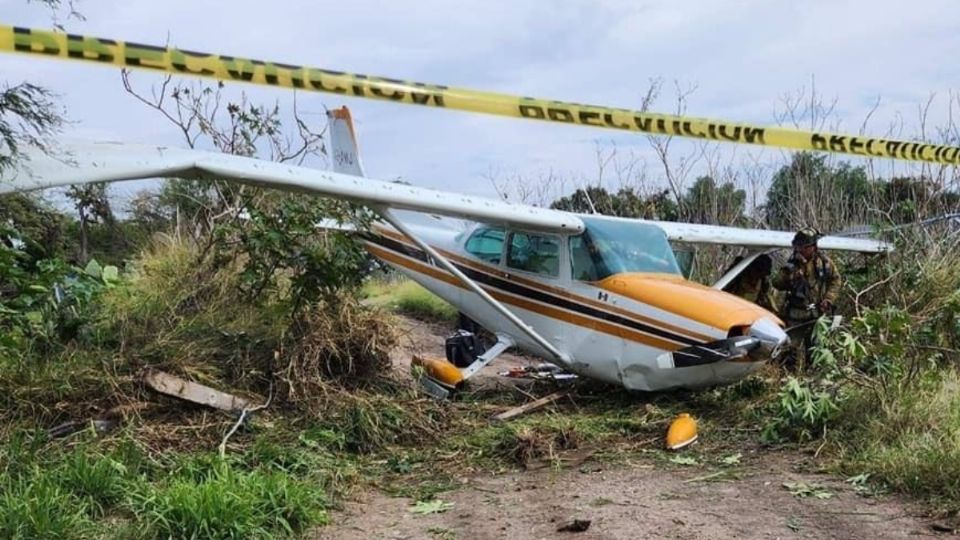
[361,220,789,391]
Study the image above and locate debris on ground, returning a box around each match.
[491,391,568,422]
[668,455,699,466]
[557,519,592,532]
[142,368,250,413]
[47,418,116,438]
[783,481,834,499]
[498,363,577,381]
[409,500,454,515]
[46,402,151,438]
[930,521,958,534]
[720,453,743,466]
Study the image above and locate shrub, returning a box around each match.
[282,297,398,388]
[835,371,960,512]
[761,376,839,443]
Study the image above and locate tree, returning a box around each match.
[0,83,63,171]
[765,152,872,231]
[1,0,83,250]
[0,192,68,259]
[0,0,81,170]
[550,185,679,220]
[122,74,371,313]
[681,176,747,226]
[66,183,115,262]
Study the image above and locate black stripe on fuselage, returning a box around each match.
[361,232,702,347]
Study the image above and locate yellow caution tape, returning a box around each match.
[1,24,958,165]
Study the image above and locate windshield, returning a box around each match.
[570,217,681,280]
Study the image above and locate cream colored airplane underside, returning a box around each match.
[0,108,891,395]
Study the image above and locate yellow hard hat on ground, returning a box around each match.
[666,413,698,450]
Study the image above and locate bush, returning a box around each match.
[761,376,839,443]
[282,297,398,387]
[95,235,281,379]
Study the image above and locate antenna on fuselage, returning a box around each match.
[582,186,598,214]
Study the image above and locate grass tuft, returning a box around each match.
[0,475,95,540]
[133,461,327,539]
[55,451,130,515]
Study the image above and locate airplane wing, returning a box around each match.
[639,219,892,253]
[321,105,892,254]
[0,142,584,235]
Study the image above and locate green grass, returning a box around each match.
[363,278,457,322]
[7,236,960,531]
[133,462,327,539]
[0,430,339,540]
[0,474,97,540]
[8,364,960,536]
[832,371,960,513]
[54,451,131,516]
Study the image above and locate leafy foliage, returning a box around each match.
[219,195,372,310]
[0,83,64,171]
[550,185,679,220]
[783,481,833,499]
[680,176,746,225]
[765,152,872,230]
[761,376,839,443]
[409,499,454,515]
[0,222,114,355]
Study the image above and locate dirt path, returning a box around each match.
[322,316,934,539]
[315,451,931,540]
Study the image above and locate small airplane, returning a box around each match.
[0,107,890,397]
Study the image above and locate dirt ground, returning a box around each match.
[389,315,536,377]
[315,451,935,540]
[315,317,936,539]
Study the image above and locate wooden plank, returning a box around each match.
[491,391,567,422]
[143,369,249,413]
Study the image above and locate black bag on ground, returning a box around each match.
[445,330,486,368]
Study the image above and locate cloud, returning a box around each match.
[2,0,957,205]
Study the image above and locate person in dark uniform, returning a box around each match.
[724,254,777,312]
[772,228,841,367]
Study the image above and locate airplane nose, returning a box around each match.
[748,318,789,359]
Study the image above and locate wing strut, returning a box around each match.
[712,251,767,290]
[376,208,571,367]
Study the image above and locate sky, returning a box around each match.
[2,0,958,209]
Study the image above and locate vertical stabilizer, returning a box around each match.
[327,106,366,177]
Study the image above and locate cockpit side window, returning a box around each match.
[569,234,608,281]
[464,227,505,264]
[507,232,560,277]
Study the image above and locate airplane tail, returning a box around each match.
[327,106,366,177]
